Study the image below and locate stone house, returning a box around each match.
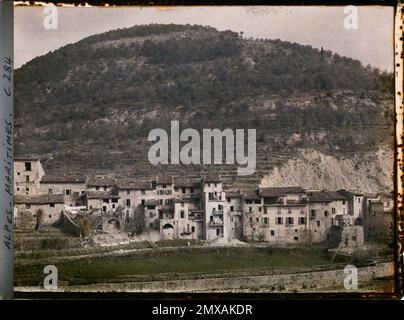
[258,187,309,244]
[86,176,116,192]
[364,199,392,241]
[306,190,349,243]
[202,174,227,241]
[84,191,120,213]
[14,156,45,195]
[14,194,64,229]
[160,199,203,240]
[225,190,243,240]
[40,174,87,206]
[116,179,154,220]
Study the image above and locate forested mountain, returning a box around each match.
[14,24,394,192]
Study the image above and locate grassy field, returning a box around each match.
[14,247,334,286]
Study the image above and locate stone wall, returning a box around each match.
[35,262,392,293]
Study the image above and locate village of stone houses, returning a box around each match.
[13,155,393,292]
[14,155,393,247]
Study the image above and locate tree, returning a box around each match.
[131,205,146,235]
[35,209,44,231]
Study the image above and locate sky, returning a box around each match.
[14,5,394,72]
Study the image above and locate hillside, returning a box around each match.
[14,24,395,192]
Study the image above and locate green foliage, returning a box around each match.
[14,24,394,168]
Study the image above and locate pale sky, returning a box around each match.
[14,6,394,72]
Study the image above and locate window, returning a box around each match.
[25,175,29,182]
[190,187,194,193]
[149,212,154,218]
[286,217,294,225]
[165,199,172,205]
[25,162,31,171]
[288,208,292,214]
[26,204,31,209]
[126,199,131,207]
[256,217,259,222]
[300,209,305,214]
[276,217,283,225]
[103,187,107,191]
[342,201,346,205]
[159,199,163,205]
[324,211,328,217]
[48,189,53,194]
[218,204,223,211]
[230,206,234,212]
[182,187,186,194]
[249,217,253,223]
[311,210,316,218]
[263,217,269,225]
[317,220,321,227]
[49,215,52,219]
[249,207,252,213]
[95,187,99,190]
[270,230,275,236]
[127,190,130,195]
[192,226,195,233]
[294,236,299,241]
[332,208,336,214]
[50,203,55,208]
[258,207,262,212]
[102,206,106,212]
[299,217,306,225]
[180,211,185,219]
[65,189,71,195]
[112,204,116,209]
[210,216,213,222]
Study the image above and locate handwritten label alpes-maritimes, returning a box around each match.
[2,55,13,251]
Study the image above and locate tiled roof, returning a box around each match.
[145,199,158,206]
[259,187,305,197]
[84,191,119,199]
[307,191,348,203]
[242,190,261,200]
[15,194,64,204]
[41,174,87,184]
[225,190,242,198]
[337,189,364,197]
[202,173,221,183]
[14,155,41,161]
[155,175,173,185]
[173,178,200,188]
[87,176,116,187]
[116,179,151,190]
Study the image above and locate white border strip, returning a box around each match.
[0,0,14,300]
